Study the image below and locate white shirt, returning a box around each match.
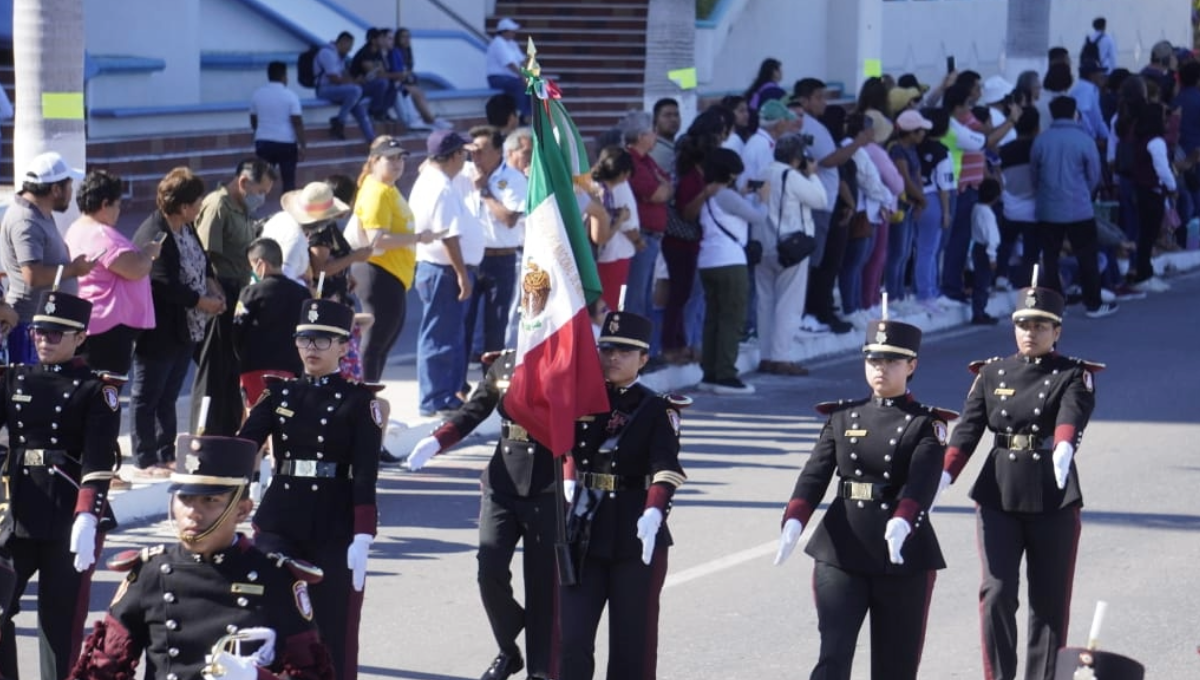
[411,166,485,267]
[1090,30,1118,74]
[763,161,827,242]
[250,82,302,144]
[486,36,524,78]
[698,187,767,269]
[259,211,311,283]
[971,203,1001,260]
[949,117,986,152]
[988,107,1017,147]
[463,160,528,249]
[741,129,776,188]
[596,181,640,263]
[1148,137,1177,191]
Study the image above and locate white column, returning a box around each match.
[826,0,883,97]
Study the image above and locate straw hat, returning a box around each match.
[281,182,350,226]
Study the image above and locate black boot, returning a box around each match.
[329,116,345,140]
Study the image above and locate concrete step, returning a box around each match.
[492,1,648,19]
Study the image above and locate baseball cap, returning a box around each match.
[370,135,411,158]
[496,17,521,32]
[981,75,1014,105]
[426,129,471,157]
[23,151,84,185]
[896,110,933,131]
[759,99,798,123]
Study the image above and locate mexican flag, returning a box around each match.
[503,77,609,457]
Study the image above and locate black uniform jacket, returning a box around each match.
[571,381,686,561]
[239,373,383,538]
[232,275,310,376]
[785,395,951,575]
[1,360,120,542]
[70,535,332,680]
[432,350,557,497]
[944,353,1099,514]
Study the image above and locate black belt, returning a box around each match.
[838,480,898,502]
[994,434,1049,451]
[500,421,531,443]
[14,448,77,467]
[577,471,651,492]
[277,460,349,479]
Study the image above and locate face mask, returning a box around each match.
[244,192,265,213]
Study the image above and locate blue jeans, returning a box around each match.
[316,82,376,141]
[1118,175,1140,241]
[913,191,947,300]
[130,341,194,469]
[415,262,473,415]
[885,212,914,299]
[684,268,705,348]
[467,253,517,361]
[488,75,531,118]
[622,232,662,319]
[839,231,875,315]
[941,185,977,299]
[7,322,37,365]
[360,77,394,116]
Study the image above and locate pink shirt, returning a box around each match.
[64,217,155,334]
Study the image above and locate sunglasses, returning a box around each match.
[294,335,337,351]
[30,327,78,344]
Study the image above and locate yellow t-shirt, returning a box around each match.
[356,175,417,288]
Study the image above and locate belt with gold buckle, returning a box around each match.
[838,480,896,502]
[578,471,650,492]
[994,433,1049,451]
[278,460,347,479]
[501,421,530,443]
[20,449,72,467]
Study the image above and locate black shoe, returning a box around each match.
[970,313,1000,326]
[481,652,524,680]
[329,117,345,140]
[379,448,402,464]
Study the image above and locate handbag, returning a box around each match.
[849,211,873,239]
[664,200,702,242]
[707,200,761,266]
[774,169,818,268]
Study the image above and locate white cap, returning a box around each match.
[496,17,520,32]
[23,151,84,185]
[981,75,1014,105]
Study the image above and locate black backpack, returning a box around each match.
[1080,35,1101,64]
[297,45,323,88]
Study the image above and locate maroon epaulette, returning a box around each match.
[107,545,164,571]
[663,394,693,409]
[968,357,1003,375]
[814,399,851,415]
[96,371,129,387]
[1068,357,1107,373]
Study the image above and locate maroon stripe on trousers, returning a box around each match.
[344,585,365,680]
[1060,506,1083,642]
[69,533,108,669]
[974,504,998,680]
[642,548,669,680]
[915,570,937,670]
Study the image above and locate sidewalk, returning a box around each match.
[107,248,1200,526]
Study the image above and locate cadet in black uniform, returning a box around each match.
[558,312,687,680]
[406,349,558,680]
[70,434,333,680]
[940,286,1101,680]
[774,319,953,680]
[0,290,120,680]
[238,299,383,680]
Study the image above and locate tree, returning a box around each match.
[643,0,697,128]
[12,0,87,230]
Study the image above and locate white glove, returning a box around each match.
[203,651,259,680]
[347,534,372,592]
[235,627,277,667]
[884,517,912,565]
[563,479,577,504]
[773,518,804,566]
[70,513,98,572]
[930,471,952,512]
[636,508,663,565]
[1052,441,1074,490]
[406,436,441,471]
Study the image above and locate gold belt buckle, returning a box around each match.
[506,423,529,442]
[847,481,873,501]
[23,450,44,466]
[1011,434,1030,450]
[590,473,616,492]
[293,460,317,477]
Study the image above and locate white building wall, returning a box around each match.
[705,0,829,97]
[84,0,201,107]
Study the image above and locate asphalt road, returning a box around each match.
[13,270,1200,680]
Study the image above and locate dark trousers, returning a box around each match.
[1038,219,1102,310]
[83,324,141,376]
[976,504,1081,680]
[477,491,558,677]
[559,548,669,680]
[809,560,935,680]
[255,530,362,680]
[255,140,299,193]
[1133,186,1164,282]
[659,240,698,352]
[190,278,244,436]
[996,212,1022,281]
[971,243,994,317]
[467,253,517,363]
[130,341,194,468]
[806,210,850,322]
[698,265,748,382]
[0,534,104,680]
[941,185,978,299]
[358,263,407,384]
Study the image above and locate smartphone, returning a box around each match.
[946,55,956,74]
[89,248,108,263]
[152,232,169,245]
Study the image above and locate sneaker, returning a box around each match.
[848,311,870,331]
[799,315,831,334]
[970,313,1000,326]
[823,317,854,334]
[1084,302,1119,318]
[1100,288,1116,303]
[695,376,717,392]
[1146,276,1171,292]
[1112,284,1147,301]
[935,295,967,310]
[919,299,942,315]
[711,378,756,395]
